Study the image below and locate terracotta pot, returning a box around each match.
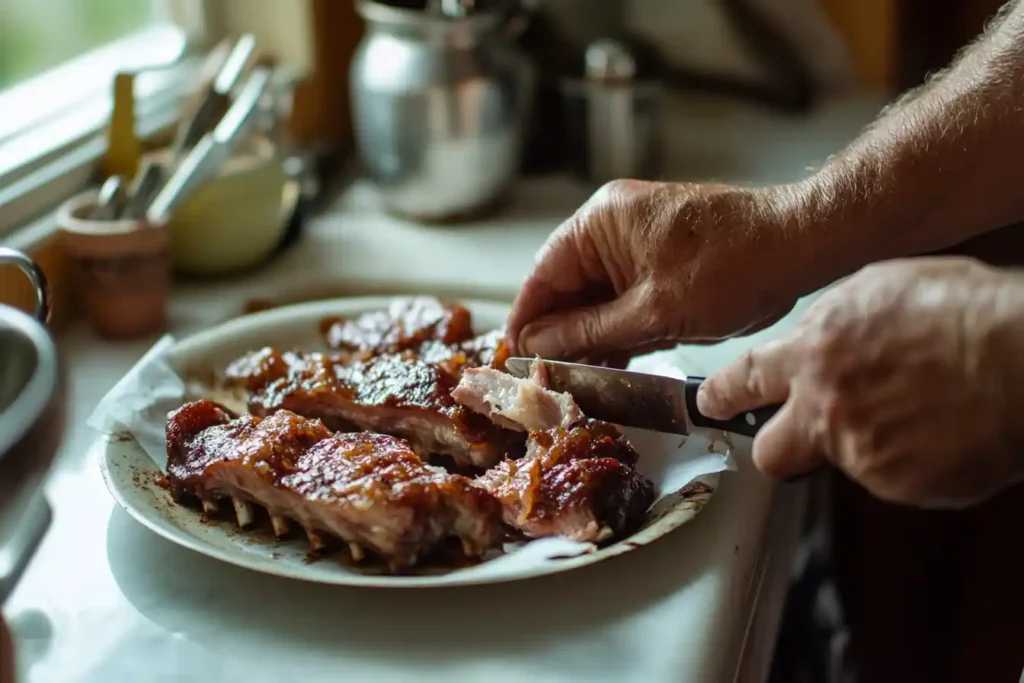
[57,191,170,339]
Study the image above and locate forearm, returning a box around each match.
[780,1,1024,292]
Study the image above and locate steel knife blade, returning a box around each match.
[503,357,780,438]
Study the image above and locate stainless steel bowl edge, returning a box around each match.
[0,250,62,604]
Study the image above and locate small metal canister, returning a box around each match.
[562,39,663,183]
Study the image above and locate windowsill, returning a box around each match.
[0,24,189,182]
[0,23,201,241]
[0,50,202,329]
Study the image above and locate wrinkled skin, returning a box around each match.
[507,180,802,363]
[698,257,1024,508]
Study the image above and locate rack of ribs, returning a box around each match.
[224,348,524,470]
[453,365,656,543]
[223,298,518,470]
[320,297,475,358]
[320,296,510,372]
[166,399,506,570]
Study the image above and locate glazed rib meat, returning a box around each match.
[165,400,505,570]
[320,297,510,372]
[321,297,474,357]
[224,298,518,469]
[225,348,524,470]
[476,421,656,542]
[454,365,656,543]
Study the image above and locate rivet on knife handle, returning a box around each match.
[683,376,780,438]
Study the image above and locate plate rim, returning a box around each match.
[99,295,722,588]
[99,438,719,588]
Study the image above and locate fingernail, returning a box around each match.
[695,384,719,416]
[520,324,561,359]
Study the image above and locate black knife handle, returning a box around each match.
[683,376,781,438]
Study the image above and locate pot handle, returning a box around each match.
[0,247,51,325]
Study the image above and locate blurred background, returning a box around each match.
[0,0,158,89]
[0,0,1013,327]
[0,3,1018,683]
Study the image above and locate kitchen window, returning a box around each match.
[0,0,213,241]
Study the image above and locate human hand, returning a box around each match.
[697,257,1024,508]
[506,179,810,363]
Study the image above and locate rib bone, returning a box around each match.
[306,529,326,551]
[270,514,290,537]
[201,499,220,515]
[232,497,255,527]
[348,543,365,561]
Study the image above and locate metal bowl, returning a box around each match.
[0,248,62,604]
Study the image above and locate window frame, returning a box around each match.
[0,0,222,243]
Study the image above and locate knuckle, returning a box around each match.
[817,387,847,423]
[805,329,845,377]
[579,309,607,347]
[533,223,576,266]
[741,350,769,399]
[837,440,871,481]
[595,179,640,208]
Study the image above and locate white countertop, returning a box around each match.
[3,93,880,683]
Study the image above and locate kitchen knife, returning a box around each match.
[503,357,780,438]
[121,160,166,220]
[146,66,272,226]
[170,34,257,161]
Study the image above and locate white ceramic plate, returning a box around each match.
[99,297,720,587]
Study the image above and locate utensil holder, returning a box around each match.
[57,191,170,339]
[150,136,289,276]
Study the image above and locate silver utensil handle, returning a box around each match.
[146,135,224,226]
[0,247,51,324]
[213,66,272,143]
[213,33,257,95]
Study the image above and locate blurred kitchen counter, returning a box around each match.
[6,91,883,683]
[167,91,884,325]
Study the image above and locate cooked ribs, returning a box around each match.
[182,299,655,559]
[165,399,505,570]
[454,366,656,543]
[223,298,518,470]
[321,297,509,371]
[321,297,474,357]
[225,348,524,470]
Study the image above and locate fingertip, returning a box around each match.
[695,378,729,419]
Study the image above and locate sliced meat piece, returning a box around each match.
[225,348,525,470]
[453,360,654,543]
[451,365,582,432]
[321,297,474,356]
[475,420,655,543]
[166,400,505,570]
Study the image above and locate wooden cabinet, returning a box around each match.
[821,0,1008,93]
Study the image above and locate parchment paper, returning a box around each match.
[88,335,736,574]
